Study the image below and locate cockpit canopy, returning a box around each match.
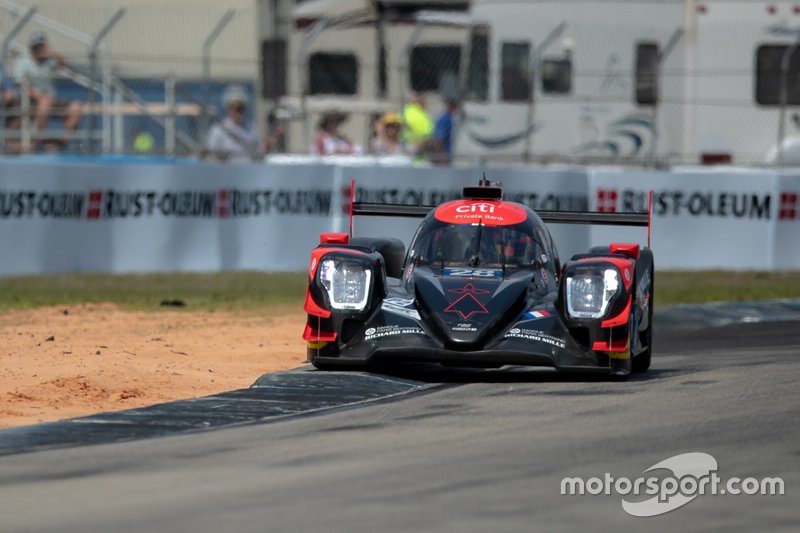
[406,201,560,271]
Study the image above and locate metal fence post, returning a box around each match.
[524,21,567,163]
[88,8,125,155]
[0,6,36,154]
[165,74,176,156]
[297,18,330,152]
[202,9,235,147]
[650,28,684,167]
[777,38,800,166]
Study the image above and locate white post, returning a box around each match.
[682,0,697,163]
[113,88,123,154]
[165,75,176,156]
[20,81,31,153]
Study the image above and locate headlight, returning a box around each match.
[566,268,619,319]
[319,258,372,311]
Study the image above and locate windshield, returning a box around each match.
[408,219,545,269]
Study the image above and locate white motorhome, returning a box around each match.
[458,0,800,166]
[282,0,469,153]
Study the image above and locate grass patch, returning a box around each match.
[0,272,308,312]
[656,270,800,306]
[1,270,799,312]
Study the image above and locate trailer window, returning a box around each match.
[635,42,659,105]
[501,41,531,102]
[466,27,489,101]
[309,52,358,95]
[756,44,800,105]
[410,45,461,93]
[541,57,572,94]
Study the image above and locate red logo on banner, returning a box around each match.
[779,192,798,220]
[434,201,527,226]
[87,190,103,220]
[596,189,618,213]
[217,189,230,218]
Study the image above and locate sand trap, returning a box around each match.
[0,304,307,429]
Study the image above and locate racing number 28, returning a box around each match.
[447,268,499,278]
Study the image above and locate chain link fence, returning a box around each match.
[1,0,799,166]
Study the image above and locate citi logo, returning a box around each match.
[456,203,496,214]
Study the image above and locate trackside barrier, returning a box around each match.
[0,158,799,275]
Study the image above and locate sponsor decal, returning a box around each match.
[0,189,332,220]
[637,268,651,311]
[523,310,551,319]
[452,322,478,332]
[381,298,421,320]
[595,188,772,220]
[504,328,566,349]
[434,200,528,226]
[364,325,425,340]
[444,283,491,320]
[561,452,785,517]
[443,267,502,278]
[539,268,549,284]
[403,262,415,283]
[767,21,800,37]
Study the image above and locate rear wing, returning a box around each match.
[347,180,653,246]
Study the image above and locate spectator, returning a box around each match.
[14,32,82,139]
[371,112,408,155]
[206,85,284,163]
[312,111,359,155]
[402,92,434,153]
[429,98,459,165]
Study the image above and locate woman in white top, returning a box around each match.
[312,111,360,155]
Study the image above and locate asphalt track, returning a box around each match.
[0,313,798,532]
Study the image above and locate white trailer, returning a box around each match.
[282,0,469,153]
[458,0,800,166]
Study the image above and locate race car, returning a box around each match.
[302,179,654,376]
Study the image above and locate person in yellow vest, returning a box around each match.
[402,92,433,154]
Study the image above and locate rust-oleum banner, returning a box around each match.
[0,159,798,274]
[0,161,334,275]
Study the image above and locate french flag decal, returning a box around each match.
[524,310,551,319]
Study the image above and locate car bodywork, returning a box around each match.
[303,181,654,376]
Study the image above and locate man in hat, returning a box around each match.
[14,32,82,137]
[206,85,285,163]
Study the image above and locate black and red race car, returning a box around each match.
[302,179,654,377]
